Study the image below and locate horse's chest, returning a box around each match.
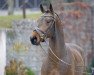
[49,68,60,75]
[49,66,69,75]
[48,61,70,75]
[42,52,72,75]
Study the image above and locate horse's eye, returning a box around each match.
[47,21,50,23]
[46,20,51,23]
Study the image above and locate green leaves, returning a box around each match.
[27,68,35,75]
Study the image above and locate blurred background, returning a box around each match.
[0,0,94,75]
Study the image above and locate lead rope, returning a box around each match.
[39,40,92,74]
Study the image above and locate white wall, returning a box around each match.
[0,31,6,75]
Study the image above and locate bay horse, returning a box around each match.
[30,4,84,75]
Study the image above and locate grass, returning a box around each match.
[0,13,41,28]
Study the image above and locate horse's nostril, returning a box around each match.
[30,36,38,45]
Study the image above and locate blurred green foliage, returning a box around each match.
[87,58,94,73]
[27,68,35,75]
[5,59,35,75]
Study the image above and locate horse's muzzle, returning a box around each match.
[30,36,39,45]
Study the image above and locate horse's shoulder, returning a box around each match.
[65,43,84,65]
[65,43,84,57]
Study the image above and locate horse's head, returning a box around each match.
[30,4,56,45]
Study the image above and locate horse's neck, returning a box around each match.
[48,18,66,60]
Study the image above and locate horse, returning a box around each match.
[30,3,84,75]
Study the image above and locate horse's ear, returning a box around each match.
[40,4,45,13]
[49,4,53,13]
